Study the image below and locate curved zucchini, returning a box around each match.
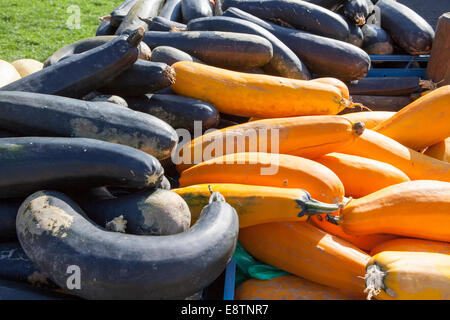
[222,0,350,41]
[16,190,239,300]
[343,0,370,26]
[223,7,370,82]
[0,200,22,241]
[143,30,273,69]
[0,91,178,160]
[181,0,214,23]
[147,16,187,31]
[125,94,220,133]
[96,20,118,36]
[376,0,434,55]
[78,189,191,236]
[0,137,164,198]
[85,93,129,108]
[159,0,183,22]
[2,30,144,99]
[361,24,394,55]
[115,0,166,34]
[98,60,176,96]
[149,46,201,65]
[348,77,421,96]
[110,0,140,27]
[187,16,310,80]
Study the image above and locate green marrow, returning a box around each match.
[96,20,118,36]
[125,94,219,133]
[110,0,140,27]
[98,60,176,97]
[160,176,172,190]
[0,279,74,300]
[187,16,311,79]
[0,200,21,241]
[149,46,201,65]
[84,93,129,108]
[361,24,393,55]
[343,0,370,26]
[116,0,166,34]
[17,190,238,299]
[348,77,421,96]
[143,30,273,69]
[77,189,191,236]
[0,137,164,198]
[377,0,434,55]
[147,16,187,31]
[223,7,370,82]
[0,91,178,160]
[181,0,214,23]
[1,30,143,99]
[222,0,350,41]
[343,95,415,113]
[159,0,183,22]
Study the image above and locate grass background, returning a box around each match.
[0,0,122,63]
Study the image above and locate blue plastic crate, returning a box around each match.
[223,260,236,300]
[367,54,429,78]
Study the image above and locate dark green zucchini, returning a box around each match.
[342,95,415,113]
[348,77,421,96]
[77,189,191,236]
[143,30,273,69]
[0,137,165,198]
[343,0,370,26]
[110,0,140,27]
[220,113,250,124]
[116,0,166,34]
[223,7,370,82]
[0,130,19,138]
[147,16,187,31]
[98,60,176,96]
[96,19,118,36]
[216,119,239,129]
[160,176,172,190]
[305,0,346,10]
[44,35,151,67]
[16,190,238,299]
[1,30,143,99]
[125,94,219,133]
[361,23,393,55]
[181,0,214,23]
[0,91,178,160]
[0,279,74,300]
[0,200,21,241]
[222,0,350,41]
[346,18,364,48]
[150,46,201,65]
[160,0,183,22]
[187,16,310,80]
[377,0,434,55]
[84,93,129,108]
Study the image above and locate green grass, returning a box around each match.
[0,0,123,63]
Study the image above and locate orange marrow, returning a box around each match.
[424,138,450,163]
[370,238,450,256]
[343,111,396,129]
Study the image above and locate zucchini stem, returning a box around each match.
[296,195,340,219]
[364,264,386,300]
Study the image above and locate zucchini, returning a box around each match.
[77,189,191,236]
[348,77,421,96]
[181,0,214,23]
[223,7,370,82]
[98,60,176,97]
[187,16,311,80]
[342,15,364,47]
[222,0,350,41]
[143,31,273,69]
[85,93,129,108]
[2,30,144,99]
[147,16,187,31]
[376,0,434,55]
[44,35,151,67]
[0,200,21,241]
[0,91,178,160]
[361,24,394,55]
[0,137,164,198]
[343,0,370,26]
[16,190,239,299]
[149,46,201,65]
[0,279,74,300]
[110,0,140,27]
[161,176,172,190]
[96,20,118,36]
[343,95,415,112]
[159,0,183,22]
[306,0,346,10]
[0,130,19,138]
[125,94,220,133]
[115,0,166,34]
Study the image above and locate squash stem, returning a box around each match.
[296,198,340,218]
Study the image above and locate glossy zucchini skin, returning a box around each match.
[17,190,239,300]
[348,77,421,96]
[361,24,393,55]
[0,137,165,198]
[125,94,219,133]
[98,60,176,96]
[110,0,140,27]
[187,16,310,80]
[305,0,346,10]
[116,0,166,34]
[2,31,143,99]
[143,30,273,69]
[159,0,183,22]
[77,189,191,236]
[149,46,201,65]
[377,0,434,55]
[344,95,414,112]
[96,20,118,36]
[222,0,350,41]
[181,0,214,23]
[0,91,178,160]
[147,16,187,31]
[346,19,364,48]
[223,7,370,82]
[0,200,21,241]
[343,0,370,25]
